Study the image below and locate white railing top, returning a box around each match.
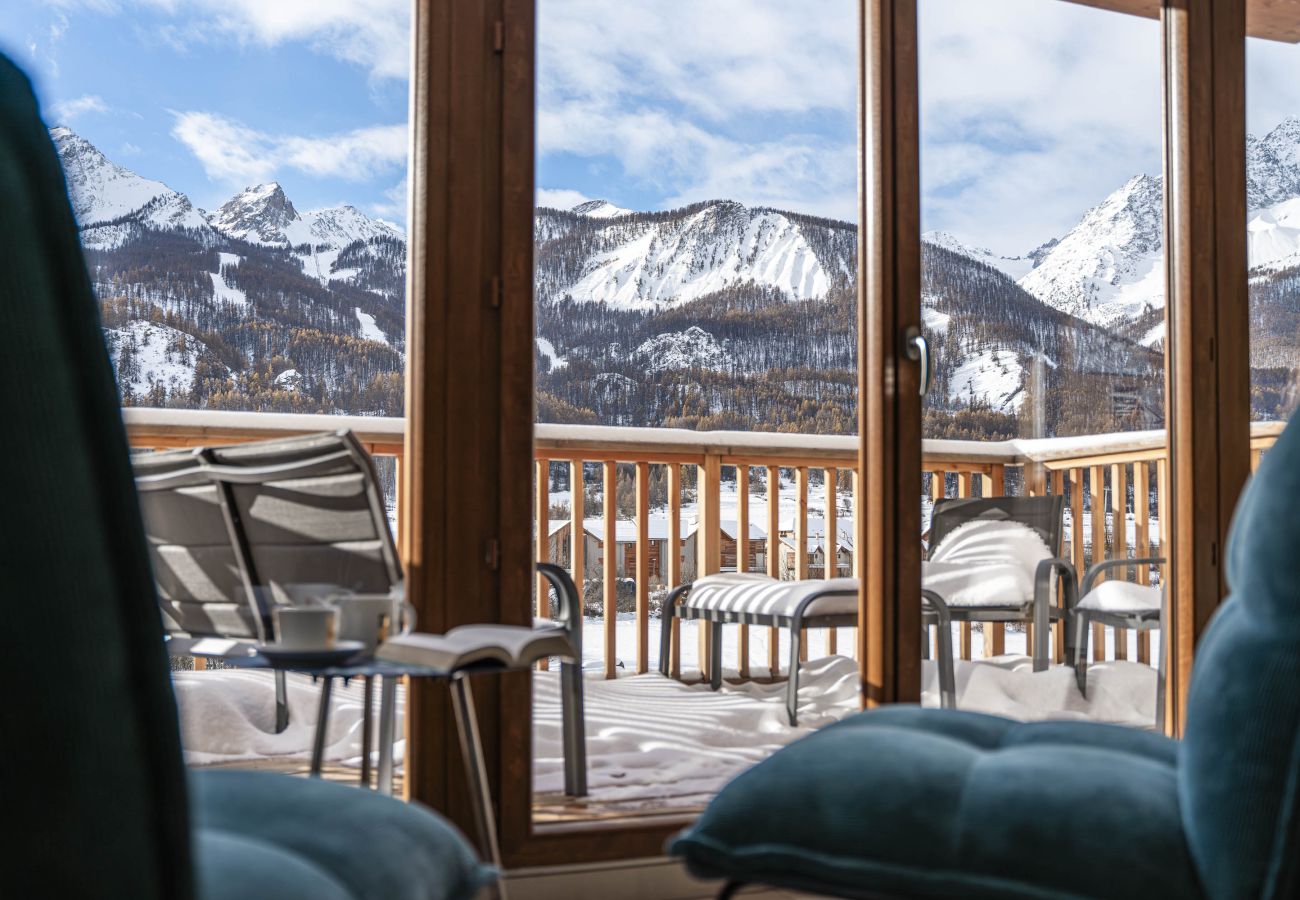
[122,407,1287,464]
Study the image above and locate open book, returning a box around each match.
[375,624,575,671]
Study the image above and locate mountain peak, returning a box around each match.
[572,199,631,219]
[50,126,206,241]
[211,183,301,245]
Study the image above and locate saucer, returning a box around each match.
[253,640,368,668]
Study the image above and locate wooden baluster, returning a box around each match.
[668,464,682,679]
[825,467,838,656]
[1134,461,1151,665]
[1090,465,1106,662]
[536,459,550,671]
[1251,448,1262,473]
[603,461,617,679]
[796,466,810,662]
[698,454,722,682]
[767,466,781,676]
[985,465,1006,657]
[737,466,750,679]
[1070,468,1085,580]
[635,461,650,674]
[1111,462,1129,661]
[956,472,972,660]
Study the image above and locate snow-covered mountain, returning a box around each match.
[51,128,407,409]
[922,231,1036,281]
[535,200,855,310]
[210,182,403,249]
[51,126,208,246]
[1017,174,1165,327]
[572,199,632,219]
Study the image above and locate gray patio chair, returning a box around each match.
[1073,556,1166,726]
[134,446,291,731]
[924,495,1078,673]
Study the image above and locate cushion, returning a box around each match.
[923,520,1052,608]
[194,830,352,900]
[684,573,858,619]
[670,706,1200,900]
[1180,413,1300,899]
[1079,580,1162,615]
[190,770,494,900]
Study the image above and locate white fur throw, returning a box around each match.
[922,519,1053,608]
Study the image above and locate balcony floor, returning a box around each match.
[176,645,1158,823]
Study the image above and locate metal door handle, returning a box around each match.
[903,326,932,397]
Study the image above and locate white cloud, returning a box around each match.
[52,0,410,79]
[52,94,109,122]
[370,177,409,221]
[171,111,407,186]
[536,188,593,210]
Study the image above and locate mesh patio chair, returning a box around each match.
[1073,556,1167,727]
[924,495,1078,673]
[134,446,291,731]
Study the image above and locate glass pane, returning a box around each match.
[1,2,411,779]
[1246,41,1300,490]
[918,0,1166,724]
[534,0,860,821]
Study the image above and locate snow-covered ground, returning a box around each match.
[175,622,1159,809]
[355,307,387,344]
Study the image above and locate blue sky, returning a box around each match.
[5,1,1300,254]
[2,0,411,221]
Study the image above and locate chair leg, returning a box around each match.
[710,622,723,691]
[786,624,802,726]
[1156,621,1168,731]
[1033,598,1050,673]
[1074,613,1089,696]
[274,669,289,733]
[560,659,588,797]
[937,626,956,710]
[309,676,333,777]
[658,608,673,678]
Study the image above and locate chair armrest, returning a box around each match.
[921,588,951,627]
[536,562,583,655]
[1035,557,1078,612]
[1081,557,1165,596]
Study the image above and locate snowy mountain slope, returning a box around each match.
[922,231,1036,281]
[1012,117,1300,326]
[634,327,731,372]
[535,201,855,310]
[51,127,208,242]
[104,320,225,400]
[1016,175,1165,327]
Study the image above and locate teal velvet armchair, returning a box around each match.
[671,422,1300,898]
[0,54,492,900]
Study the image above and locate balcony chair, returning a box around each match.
[1073,556,1167,727]
[671,418,1300,899]
[0,52,492,899]
[922,495,1077,672]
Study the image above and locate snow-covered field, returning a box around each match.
[175,624,1159,809]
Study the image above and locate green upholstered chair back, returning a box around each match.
[0,56,194,897]
[1181,416,1300,899]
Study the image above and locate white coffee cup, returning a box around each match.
[332,593,416,651]
[274,606,338,650]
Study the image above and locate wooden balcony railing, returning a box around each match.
[123,408,1284,683]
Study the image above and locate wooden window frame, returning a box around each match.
[400,0,1253,869]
